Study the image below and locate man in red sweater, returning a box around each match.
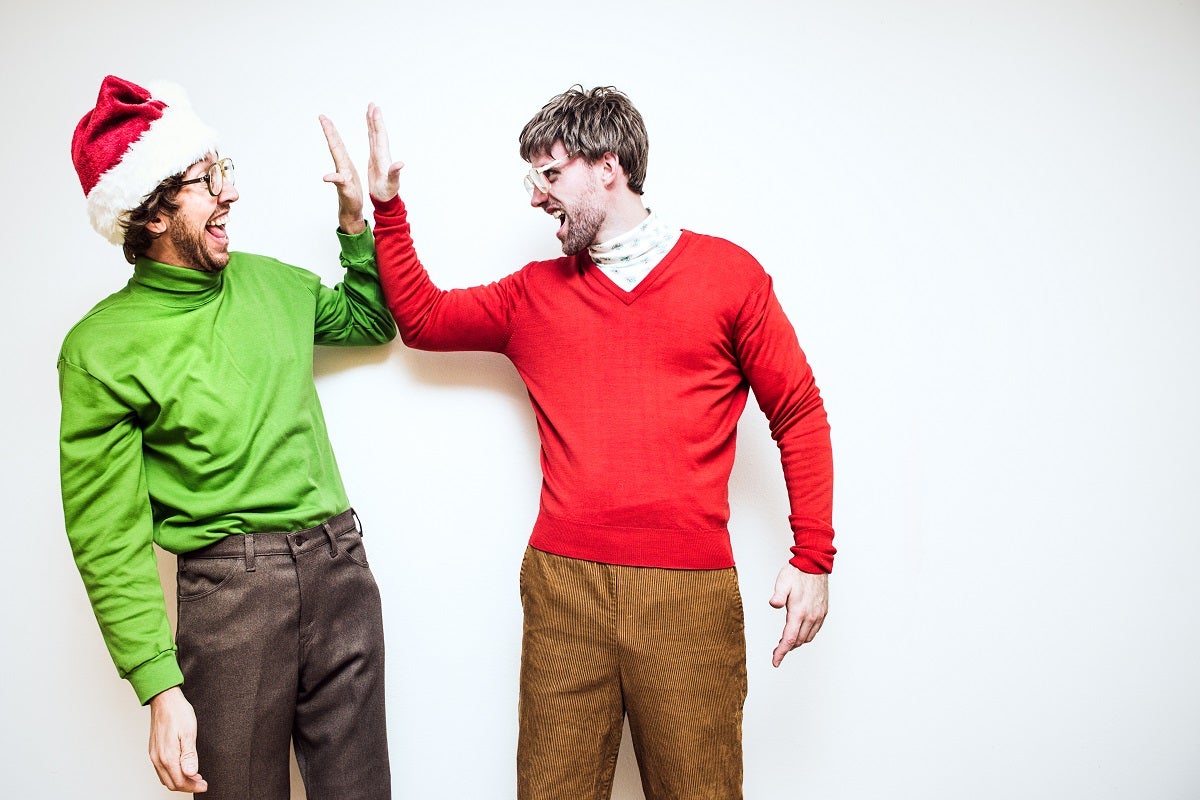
[362,86,833,798]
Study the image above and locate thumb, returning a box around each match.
[179,737,200,778]
[769,572,791,608]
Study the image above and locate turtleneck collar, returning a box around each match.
[588,209,682,291]
[131,257,224,307]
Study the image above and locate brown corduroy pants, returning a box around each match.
[518,546,748,800]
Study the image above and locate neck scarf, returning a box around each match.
[589,209,682,291]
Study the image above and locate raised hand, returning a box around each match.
[319,114,366,235]
[366,103,405,202]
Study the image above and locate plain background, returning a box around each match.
[2,1,1197,798]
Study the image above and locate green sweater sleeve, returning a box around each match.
[58,226,391,706]
[58,360,184,704]
[314,224,398,346]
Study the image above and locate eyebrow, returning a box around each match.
[188,154,219,174]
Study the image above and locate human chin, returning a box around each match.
[559,205,602,256]
[560,228,590,256]
[170,221,229,273]
[200,240,230,272]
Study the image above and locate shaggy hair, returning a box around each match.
[518,86,649,195]
[120,176,184,264]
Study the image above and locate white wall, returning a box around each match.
[2,1,1197,798]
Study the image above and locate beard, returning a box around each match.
[559,182,605,256]
[168,218,229,273]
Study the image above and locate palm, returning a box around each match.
[366,103,403,201]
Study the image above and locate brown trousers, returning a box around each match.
[175,510,390,800]
[518,546,748,800]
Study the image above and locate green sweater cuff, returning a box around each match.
[128,651,186,706]
[336,222,375,265]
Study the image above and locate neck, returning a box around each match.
[596,195,650,244]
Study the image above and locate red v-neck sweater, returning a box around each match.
[373,196,835,573]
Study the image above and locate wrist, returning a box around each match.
[149,685,184,708]
[339,218,367,235]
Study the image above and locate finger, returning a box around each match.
[159,757,184,790]
[772,627,804,667]
[801,614,825,644]
[785,606,826,654]
[180,739,200,779]
[367,103,387,143]
[774,608,808,664]
[771,640,791,668]
[319,114,350,166]
[171,734,207,793]
[151,756,173,789]
[768,633,796,671]
[152,734,185,790]
[180,771,208,793]
[368,104,393,163]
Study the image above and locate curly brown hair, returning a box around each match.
[518,86,649,196]
[119,176,184,264]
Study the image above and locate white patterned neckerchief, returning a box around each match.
[589,209,682,291]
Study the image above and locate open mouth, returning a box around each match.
[206,213,229,245]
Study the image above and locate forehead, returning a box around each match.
[529,141,570,167]
[184,152,219,176]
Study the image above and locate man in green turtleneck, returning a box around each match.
[60,75,396,799]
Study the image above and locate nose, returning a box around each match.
[220,182,239,204]
[529,186,547,208]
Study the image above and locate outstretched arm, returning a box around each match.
[769,566,829,667]
[365,103,519,352]
[306,114,397,345]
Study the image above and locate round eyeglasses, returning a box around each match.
[178,158,236,197]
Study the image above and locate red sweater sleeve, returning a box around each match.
[371,194,518,352]
[735,277,836,573]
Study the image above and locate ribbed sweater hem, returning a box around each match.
[529,510,735,570]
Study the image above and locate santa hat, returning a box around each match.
[72,75,220,245]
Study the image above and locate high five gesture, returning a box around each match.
[366,103,405,203]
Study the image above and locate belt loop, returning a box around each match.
[352,508,363,536]
[244,533,257,572]
[323,522,340,559]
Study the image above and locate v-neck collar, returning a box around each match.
[583,232,692,306]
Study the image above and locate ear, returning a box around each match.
[145,214,168,236]
[597,151,626,190]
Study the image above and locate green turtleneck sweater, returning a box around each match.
[58,226,396,704]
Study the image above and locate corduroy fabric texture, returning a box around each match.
[518,547,748,800]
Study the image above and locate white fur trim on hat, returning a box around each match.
[86,82,220,245]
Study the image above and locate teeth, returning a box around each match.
[551,210,564,220]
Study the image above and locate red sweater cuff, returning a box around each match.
[789,525,836,574]
[371,194,405,216]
